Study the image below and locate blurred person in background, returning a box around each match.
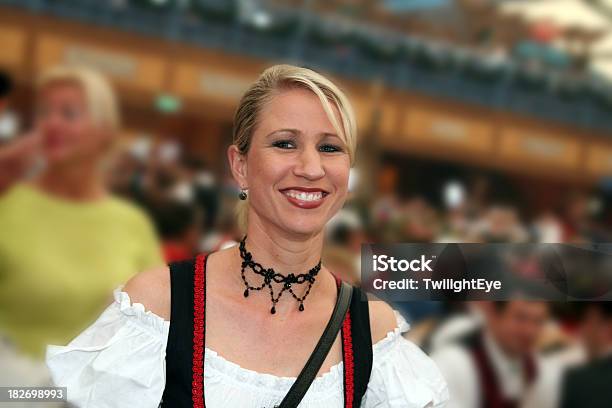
[106,140,150,201]
[0,65,163,361]
[183,155,220,232]
[0,70,20,145]
[147,197,203,262]
[0,70,11,109]
[469,204,529,243]
[425,302,484,353]
[432,301,549,408]
[437,180,470,243]
[323,207,366,285]
[532,212,564,243]
[0,70,29,191]
[401,196,442,243]
[371,164,403,242]
[560,192,606,243]
[561,302,612,408]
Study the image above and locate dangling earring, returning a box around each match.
[239,188,248,200]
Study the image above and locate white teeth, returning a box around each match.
[284,190,324,201]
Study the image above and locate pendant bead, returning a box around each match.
[244,289,249,298]
[270,306,276,314]
[299,303,304,312]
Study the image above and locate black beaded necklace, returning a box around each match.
[239,235,321,314]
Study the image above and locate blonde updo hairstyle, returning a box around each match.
[232,64,358,231]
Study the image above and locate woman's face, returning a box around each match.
[35,82,110,166]
[231,87,351,237]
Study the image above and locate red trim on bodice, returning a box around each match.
[192,254,206,407]
[191,257,354,407]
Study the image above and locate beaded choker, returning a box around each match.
[239,235,321,314]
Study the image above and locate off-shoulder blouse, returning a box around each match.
[46,288,449,407]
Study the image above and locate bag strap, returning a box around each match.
[277,281,353,408]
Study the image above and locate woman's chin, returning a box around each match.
[280,217,327,237]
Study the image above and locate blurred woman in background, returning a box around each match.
[0,66,163,360]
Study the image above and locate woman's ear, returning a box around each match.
[227,144,248,188]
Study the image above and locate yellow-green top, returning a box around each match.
[0,183,164,358]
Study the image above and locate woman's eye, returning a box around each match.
[63,107,82,121]
[319,144,343,153]
[272,140,295,149]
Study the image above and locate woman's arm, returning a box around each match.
[0,132,41,195]
[123,265,172,321]
[368,300,400,344]
[364,300,451,407]
[46,281,171,408]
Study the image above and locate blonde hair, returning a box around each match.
[232,64,358,231]
[37,65,120,131]
[233,64,357,163]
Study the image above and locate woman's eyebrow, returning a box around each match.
[321,132,340,138]
[320,132,343,142]
[265,128,300,139]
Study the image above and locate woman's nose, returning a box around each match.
[293,147,325,180]
[39,114,62,132]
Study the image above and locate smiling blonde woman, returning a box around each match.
[46,65,449,407]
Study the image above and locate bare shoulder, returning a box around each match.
[368,298,399,344]
[123,265,171,320]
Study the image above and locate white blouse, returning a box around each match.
[46,288,449,408]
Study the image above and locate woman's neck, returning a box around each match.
[35,162,107,202]
[244,216,324,275]
[233,214,332,315]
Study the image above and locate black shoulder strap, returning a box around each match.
[162,259,373,408]
[161,258,196,407]
[348,286,373,407]
[277,281,353,408]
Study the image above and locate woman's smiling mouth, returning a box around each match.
[280,188,329,209]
